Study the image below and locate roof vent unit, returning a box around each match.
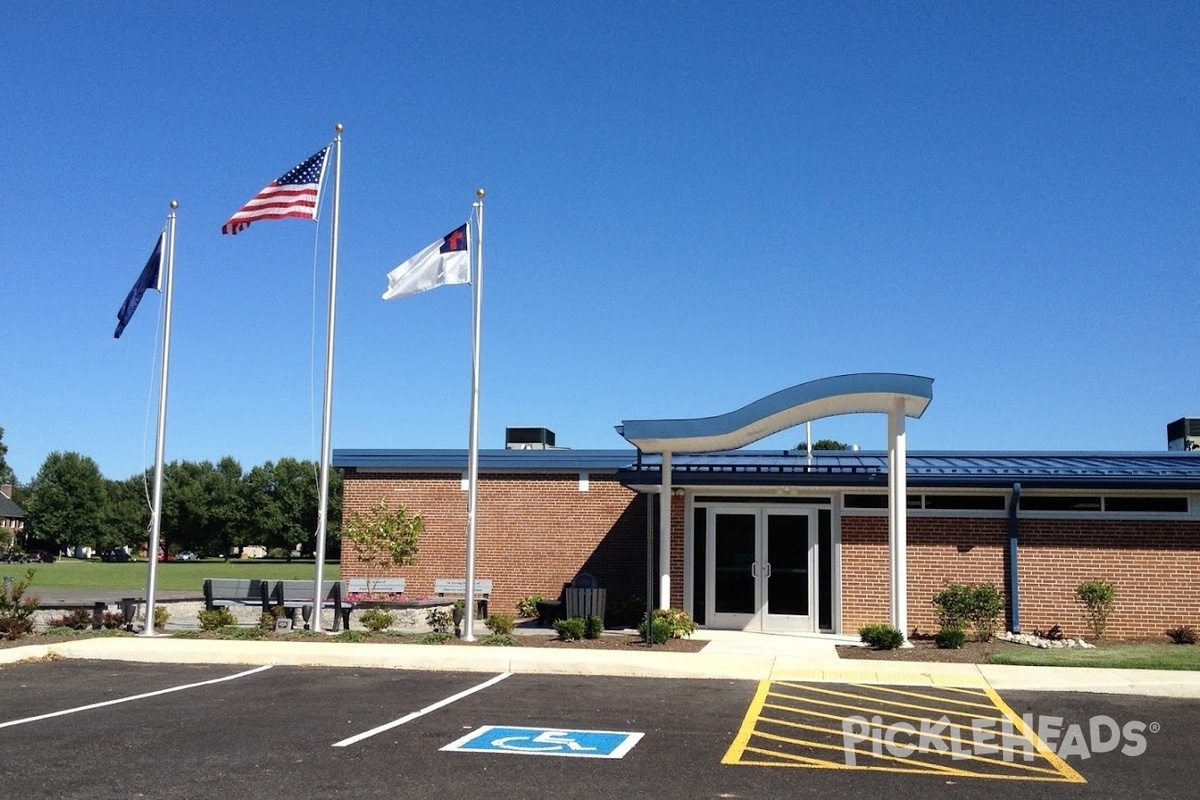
[506,426,557,450]
[1167,417,1200,451]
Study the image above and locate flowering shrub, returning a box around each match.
[345,592,407,603]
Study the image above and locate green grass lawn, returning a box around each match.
[987,642,1200,671]
[6,558,338,592]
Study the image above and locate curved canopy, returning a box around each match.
[615,372,934,454]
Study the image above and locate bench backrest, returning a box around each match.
[204,578,267,600]
[273,580,341,603]
[345,577,406,594]
[434,578,493,596]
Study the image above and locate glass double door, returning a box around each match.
[707,505,816,631]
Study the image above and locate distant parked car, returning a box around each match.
[25,549,57,563]
[99,549,132,563]
[176,551,199,561]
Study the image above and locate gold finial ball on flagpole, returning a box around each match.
[476,188,485,198]
[335,123,344,133]
[169,200,178,210]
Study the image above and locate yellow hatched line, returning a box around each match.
[762,699,1007,736]
[984,685,1086,784]
[747,730,1072,780]
[776,679,990,704]
[748,728,996,778]
[722,679,772,765]
[767,687,1004,723]
[847,683,1004,712]
[931,684,993,697]
[757,713,1066,773]
[739,746,1082,781]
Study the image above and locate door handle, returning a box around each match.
[750,562,758,578]
[764,562,772,579]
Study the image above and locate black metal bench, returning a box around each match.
[433,578,492,618]
[271,580,348,631]
[202,579,270,614]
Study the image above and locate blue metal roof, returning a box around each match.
[334,448,1200,489]
[617,373,934,453]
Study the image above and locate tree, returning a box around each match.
[244,458,340,558]
[0,425,15,486]
[25,452,105,549]
[342,499,421,594]
[795,438,850,451]
[97,475,151,551]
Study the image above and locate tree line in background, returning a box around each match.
[2,429,341,559]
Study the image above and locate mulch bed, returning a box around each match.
[837,638,1022,663]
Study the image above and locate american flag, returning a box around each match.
[222,147,330,235]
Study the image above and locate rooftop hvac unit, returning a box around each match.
[1167,417,1200,451]
[505,426,556,450]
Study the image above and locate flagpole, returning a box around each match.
[141,200,177,637]
[312,124,342,628]
[462,188,485,641]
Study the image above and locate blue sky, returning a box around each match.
[3,3,1198,483]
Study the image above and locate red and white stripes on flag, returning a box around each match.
[221,147,330,235]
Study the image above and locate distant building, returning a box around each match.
[0,484,25,550]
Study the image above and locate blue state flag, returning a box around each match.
[114,234,163,338]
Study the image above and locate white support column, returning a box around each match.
[659,451,672,610]
[888,397,911,646]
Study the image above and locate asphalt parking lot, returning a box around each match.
[2,661,1198,799]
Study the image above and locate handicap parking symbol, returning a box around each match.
[442,726,644,759]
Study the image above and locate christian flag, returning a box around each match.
[114,234,164,338]
[221,147,330,235]
[382,223,470,300]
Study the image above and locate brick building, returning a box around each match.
[334,374,1200,640]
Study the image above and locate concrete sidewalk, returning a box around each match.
[3,628,1199,699]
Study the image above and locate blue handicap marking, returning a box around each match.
[442,725,644,759]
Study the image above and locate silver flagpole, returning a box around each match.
[312,125,343,628]
[463,188,485,641]
[141,200,178,637]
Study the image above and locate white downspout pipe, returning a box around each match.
[888,397,912,646]
[659,451,672,610]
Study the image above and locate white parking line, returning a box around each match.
[0,665,274,730]
[333,671,513,747]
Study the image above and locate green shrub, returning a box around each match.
[426,607,455,634]
[554,617,585,641]
[42,626,83,636]
[637,608,696,640]
[1166,625,1197,645]
[0,568,38,640]
[332,630,367,643]
[198,607,237,630]
[935,628,967,649]
[516,594,545,619]
[858,623,904,650]
[361,608,396,633]
[583,615,604,640]
[218,625,266,640]
[422,631,452,644]
[1075,579,1116,639]
[638,616,673,645]
[484,613,516,635]
[100,611,126,630]
[479,634,520,647]
[932,582,1006,642]
[172,630,201,639]
[153,604,170,629]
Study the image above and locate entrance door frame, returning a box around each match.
[703,503,818,632]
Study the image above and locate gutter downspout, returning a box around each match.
[1008,482,1021,633]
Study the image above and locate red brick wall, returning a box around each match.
[841,515,1200,639]
[341,470,647,616]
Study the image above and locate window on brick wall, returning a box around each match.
[1103,496,1189,513]
[1019,496,1101,512]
